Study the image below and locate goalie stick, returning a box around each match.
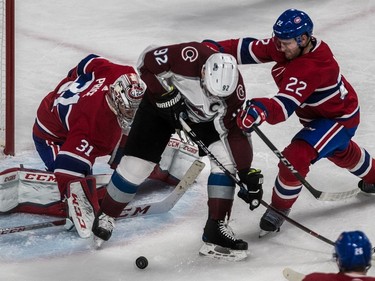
[0,160,205,236]
[252,126,360,201]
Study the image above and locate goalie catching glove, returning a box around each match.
[238,168,264,210]
[155,86,187,129]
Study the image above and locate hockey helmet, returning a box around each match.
[202,53,239,98]
[106,73,146,130]
[273,9,313,46]
[334,230,372,272]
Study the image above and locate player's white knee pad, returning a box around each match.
[208,141,235,174]
[117,156,156,185]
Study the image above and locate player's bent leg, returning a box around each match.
[259,175,295,235]
[92,156,155,244]
[260,140,315,235]
[329,141,375,194]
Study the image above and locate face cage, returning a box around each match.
[110,84,142,131]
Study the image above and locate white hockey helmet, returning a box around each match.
[202,53,239,97]
[106,73,146,130]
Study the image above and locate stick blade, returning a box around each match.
[317,188,360,201]
[283,268,305,281]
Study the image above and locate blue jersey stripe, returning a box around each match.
[76,54,99,76]
[240,37,258,64]
[54,153,92,176]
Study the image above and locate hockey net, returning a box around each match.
[0,0,15,156]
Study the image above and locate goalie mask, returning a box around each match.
[106,73,146,130]
[201,53,239,98]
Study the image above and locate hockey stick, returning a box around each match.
[179,117,335,247]
[0,160,205,236]
[252,126,360,201]
[283,268,306,281]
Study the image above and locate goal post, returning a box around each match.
[1,0,15,156]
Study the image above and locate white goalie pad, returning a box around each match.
[0,167,109,215]
[160,134,200,180]
[0,168,60,213]
[0,137,199,217]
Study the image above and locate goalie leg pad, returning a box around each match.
[66,177,99,238]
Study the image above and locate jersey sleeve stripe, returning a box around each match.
[77,54,99,76]
[238,37,260,64]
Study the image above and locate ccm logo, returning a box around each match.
[71,193,87,229]
[121,205,151,217]
[24,173,56,182]
[167,139,180,148]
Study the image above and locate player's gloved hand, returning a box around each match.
[236,100,267,133]
[237,168,264,210]
[156,86,187,129]
[201,39,224,52]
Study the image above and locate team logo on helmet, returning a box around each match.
[294,17,302,24]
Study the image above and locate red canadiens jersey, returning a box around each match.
[34,54,136,177]
[303,272,375,281]
[214,37,360,128]
[138,42,252,171]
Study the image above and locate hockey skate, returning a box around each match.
[259,206,290,237]
[92,212,115,248]
[199,218,248,261]
[358,180,375,194]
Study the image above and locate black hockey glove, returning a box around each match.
[155,87,187,129]
[237,168,263,210]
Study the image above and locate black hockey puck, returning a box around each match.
[135,256,148,269]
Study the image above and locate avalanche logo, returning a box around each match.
[236,85,245,100]
[181,46,198,62]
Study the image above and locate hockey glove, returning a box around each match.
[238,168,264,210]
[156,86,187,129]
[236,100,267,133]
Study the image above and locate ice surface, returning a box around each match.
[1,0,375,280]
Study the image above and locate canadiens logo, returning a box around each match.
[128,88,144,99]
[181,46,198,62]
[294,17,302,24]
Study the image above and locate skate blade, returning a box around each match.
[92,235,105,249]
[359,190,375,196]
[259,228,280,238]
[64,218,75,232]
[199,242,247,262]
